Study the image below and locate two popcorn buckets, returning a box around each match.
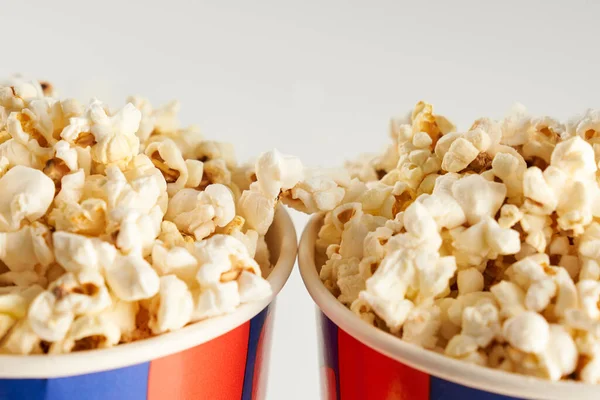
[0,208,296,400]
[299,214,600,400]
[3,210,599,400]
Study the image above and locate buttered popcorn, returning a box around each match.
[0,76,300,355]
[300,101,600,383]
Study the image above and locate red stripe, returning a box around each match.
[147,322,250,400]
[337,329,430,400]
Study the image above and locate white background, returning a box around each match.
[2,1,600,398]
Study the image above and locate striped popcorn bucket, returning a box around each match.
[299,214,599,400]
[0,207,296,400]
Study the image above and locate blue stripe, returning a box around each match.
[0,362,150,400]
[0,378,47,399]
[241,304,272,400]
[430,376,523,400]
[318,312,340,400]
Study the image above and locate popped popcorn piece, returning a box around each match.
[451,174,506,225]
[442,138,480,172]
[166,184,235,240]
[461,301,502,348]
[503,311,550,353]
[192,281,240,320]
[0,165,55,231]
[537,324,578,380]
[498,204,523,229]
[104,254,160,302]
[145,139,189,196]
[61,99,141,166]
[53,231,117,273]
[490,281,526,318]
[457,268,484,295]
[336,257,363,305]
[238,270,272,303]
[28,271,111,341]
[361,245,456,333]
[113,206,162,256]
[445,334,488,366]
[0,319,42,354]
[238,182,277,235]
[194,234,261,286]
[255,149,304,198]
[50,313,121,353]
[402,306,441,349]
[151,241,198,285]
[0,223,54,272]
[148,275,193,334]
[0,285,44,319]
[280,172,346,214]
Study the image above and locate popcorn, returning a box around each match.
[301,101,600,382]
[0,319,42,354]
[115,208,159,255]
[238,270,272,303]
[28,271,111,341]
[145,139,189,195]
[0,223,54,272]
[451,174,506,225]
[50,313,121,353]
[191,234,271,318]
[0,285,44,319]
[402,305,441,349]
[53,231,117,273]
[238,182,277,235]
[503,311,550,353]
[281,172,346,214]
[461,301,502,348]
[61,99,141,167]
[523,167,557,213]
[151,241,198,285]
[457,268,484,295]
[148,275,193,334]
[194,234,261,286]
[166,184,235,240]
[335,257,363,304]
[491,151,526,199]
[0,78,282,355]
[192,281,241,320]
[255,149,304,198]
[445,334,488,366]
[442,138,480,172]
[104,254,160,302]
[0,165,55,231]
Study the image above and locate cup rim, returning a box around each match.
[299,213,600,400]
[0,205,297,379]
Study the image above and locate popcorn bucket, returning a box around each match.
[0,206,297,400]
[299,214,600,400]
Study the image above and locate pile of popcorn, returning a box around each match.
[312,101,600,383]
[0,76,306,354]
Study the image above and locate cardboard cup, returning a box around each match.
[299,213,600,400]
[0,206,297,400]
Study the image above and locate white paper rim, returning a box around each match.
[298,213,600,400]
[0,206,297,379]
